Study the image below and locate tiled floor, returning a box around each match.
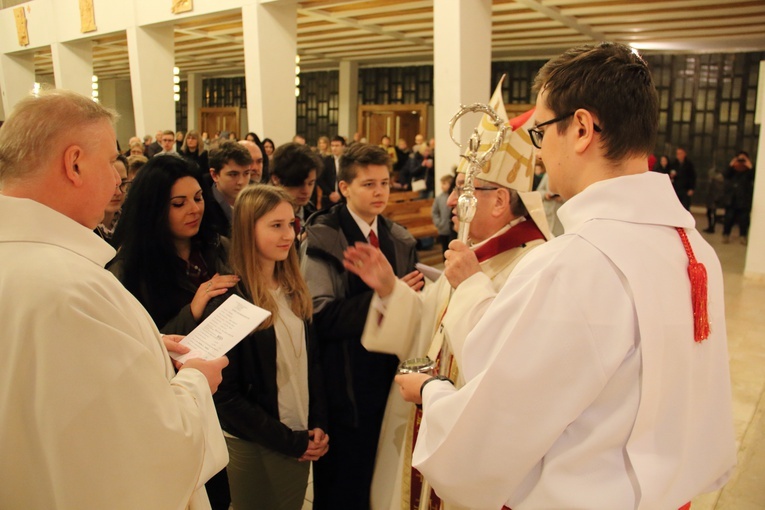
[303,214,765,509]
[692,217,765,510]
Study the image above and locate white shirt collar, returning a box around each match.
[347,206,378,240]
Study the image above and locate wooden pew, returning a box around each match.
[388,190,422,203]
[383,197,439,240]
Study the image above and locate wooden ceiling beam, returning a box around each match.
[175,28,243,45]
[512,0,608,42]
[297,7,432,49]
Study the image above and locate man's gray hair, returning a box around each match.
[0,88,117,183]
[509,188,528,218]
[474,175,528,219]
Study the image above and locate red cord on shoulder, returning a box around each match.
[676,227,710,342]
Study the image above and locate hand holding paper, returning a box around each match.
[170,294,271,364]
[415,262,443,282]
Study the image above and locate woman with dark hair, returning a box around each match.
[110,154,239,334]
[109,154,238,509]
[180,130,209,177]
[263,137,276,164]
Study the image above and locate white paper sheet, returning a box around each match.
[416,262,443,282]
[170,294,271,363]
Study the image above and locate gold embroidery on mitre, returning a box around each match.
[507,158,521,185]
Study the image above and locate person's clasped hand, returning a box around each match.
[300,428,330,462]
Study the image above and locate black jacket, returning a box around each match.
[205,290,328,458]
[108,236,230,334]
[724,164,755,210]
[301,204,418,427]
[201,178,232,238]
[317,155,340,210]
[180,149,209,178]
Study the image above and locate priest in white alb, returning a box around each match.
[0,89,228,510]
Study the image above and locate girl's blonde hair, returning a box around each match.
[317,135,331,156]
[230,185,312,328]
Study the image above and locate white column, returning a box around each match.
[51,40,93,97]
[743,61,765,278]
[99,78,136,149]
[0,53,35,115]
[126,24,176,137]
[115,79,136,146]
[433,0,492,184]
[99,78,118,112]
[187,72,204,132]
[338,60,359,140]
[242,2,297,145]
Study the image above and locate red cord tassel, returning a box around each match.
[676,228,710,342]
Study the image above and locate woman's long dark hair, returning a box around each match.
[112,154,216,320]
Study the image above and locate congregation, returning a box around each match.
[0,41,741,510]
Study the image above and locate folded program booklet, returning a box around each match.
[416,262,443,282]
[170,294,271,364]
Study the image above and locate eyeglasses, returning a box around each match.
[117,180,132,193]
[527,112,602,149]
[454,186,499,195]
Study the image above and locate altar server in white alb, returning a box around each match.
[343,83,550,510]
[395,42,737,510]
[0,89,229,510]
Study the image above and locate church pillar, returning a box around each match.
[242,1,297,145]
[126,24,176,136]
[433,0,492,184]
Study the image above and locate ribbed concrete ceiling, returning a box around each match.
[31,0,765,80]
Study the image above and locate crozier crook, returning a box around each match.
[448,103,507,243]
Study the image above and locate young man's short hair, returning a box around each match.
[338,143,390,183]
[209,141,253,173]
[162,129,175,138]
[440,174,454,185]
[331,135,346,145]
[532,42,658,161]
[271,143,323,187]
[116,153,128,167]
